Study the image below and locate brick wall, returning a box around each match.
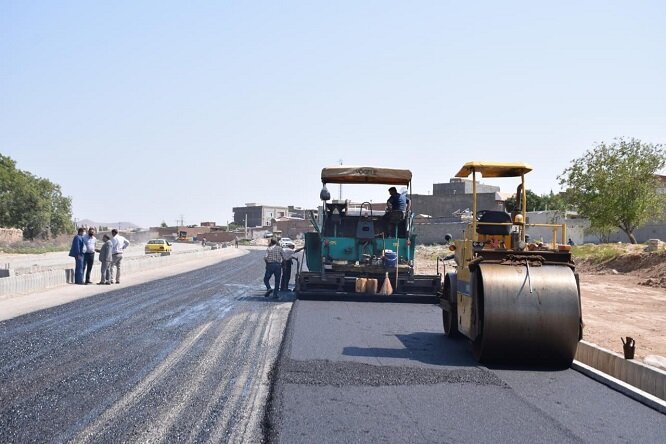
[272,219,316,240]
[411,193,504,218]
[0,228,23,244]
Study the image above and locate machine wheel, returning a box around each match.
[442,307,459,338]
[471,264,580,368]
[442,275,460,338]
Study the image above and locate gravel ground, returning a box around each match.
[0,251,291,443]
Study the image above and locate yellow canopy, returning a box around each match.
[321,166,412,185]
[455,161,533,178]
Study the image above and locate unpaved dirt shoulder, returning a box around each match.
[579,273,665,360]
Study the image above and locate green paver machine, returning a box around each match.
[296,166,441,303]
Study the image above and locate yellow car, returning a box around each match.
[145,239,173,255]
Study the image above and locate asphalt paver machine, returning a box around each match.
[440,161,583,366]
[296,166,441,303]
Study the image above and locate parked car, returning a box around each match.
[145,239,173,255]
[279,237,295,248]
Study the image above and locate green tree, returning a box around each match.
[558,138,666,243]
[0,153,74,240]
[505,190,547,212]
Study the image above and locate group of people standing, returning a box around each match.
[263,239,303,298]
[68,228,130,285]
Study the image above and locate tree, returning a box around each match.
[0,153,74,240]
[504,190,567,212]
[558,138,666,243]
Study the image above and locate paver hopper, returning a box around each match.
[440,161,583,366]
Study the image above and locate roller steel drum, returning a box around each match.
[472,263,580,366]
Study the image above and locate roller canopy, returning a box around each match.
[455,161,533,178]
[321,166,412,185]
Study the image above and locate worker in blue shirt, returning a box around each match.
[383,187,407,237]
[69,228,86,284]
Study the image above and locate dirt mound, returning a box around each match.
[576,250,666,288]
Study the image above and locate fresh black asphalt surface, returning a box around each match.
[265,300,665,443]
[1,250,664,443]
[0,251,290,443]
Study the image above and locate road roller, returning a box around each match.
[440,161,583,367]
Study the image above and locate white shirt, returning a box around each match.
[83,234,96,254]
[282,247,303,262]
[282,247,295,261]
[111,235,130,254]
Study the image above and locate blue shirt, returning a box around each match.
[69,234,85,257]
[387,193,406,212]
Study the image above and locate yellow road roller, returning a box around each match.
[440,161,582,367]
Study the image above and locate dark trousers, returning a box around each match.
[280,259,293,290]
[84,253,95,283]
[382,211,404,237]
[74,256,84,284]
[264,262,282,297]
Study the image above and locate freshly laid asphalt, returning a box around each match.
[265,300,665,443]
[1,250,663,443]
[0,251,291,443]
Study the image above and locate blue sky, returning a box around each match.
[2,1,665,228]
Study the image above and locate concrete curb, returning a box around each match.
[574,340,666,412]
[0,248,237,298]
[572,361,666,414]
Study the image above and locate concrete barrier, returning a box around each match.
[574,340,666,412]
[0,248,236,299]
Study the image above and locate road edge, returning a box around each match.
[573,340,666,414]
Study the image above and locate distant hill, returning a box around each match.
[78,219,141,231]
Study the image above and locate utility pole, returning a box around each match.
[338,158,343,200]
[244,214,248,239]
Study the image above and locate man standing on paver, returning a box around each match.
[110,229,130,284]
[82,227,97,284]
[69,228,86,284]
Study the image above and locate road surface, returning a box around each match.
[0,251,290,443]
[2,251,663,443]
[266,300,665,443]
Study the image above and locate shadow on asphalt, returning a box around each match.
[342,331,477,367]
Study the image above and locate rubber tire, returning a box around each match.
[442,277,460,338]
[442,307,460,338]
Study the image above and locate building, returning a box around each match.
[232,204,289,228]
[656,175,666,194]
[411,178,505,219]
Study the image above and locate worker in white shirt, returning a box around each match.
[82,227,97,284]
[110,229,130,284]
[280,244,304,291]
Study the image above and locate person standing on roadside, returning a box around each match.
[263,238,284,298]
[69,228,86,284]
[82,228,97,284]
[97,234,113,284]
[280,244,304,291]
[110,229,130,284]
